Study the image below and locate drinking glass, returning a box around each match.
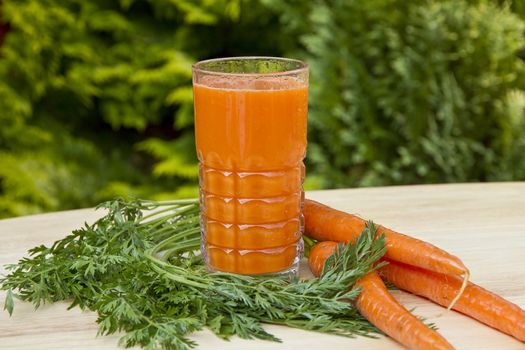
[192,57,308,277]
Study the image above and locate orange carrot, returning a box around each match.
[380,260,525,343]
[305,199,467,276]
[308,241,337,277]
[304,199,469,308]
[309,242,455,350]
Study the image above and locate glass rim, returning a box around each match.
[192,56,308,77]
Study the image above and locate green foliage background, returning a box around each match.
[0,0,524,218]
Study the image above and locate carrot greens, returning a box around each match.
[1,198,385,350]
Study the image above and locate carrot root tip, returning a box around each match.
[447,270,470,310]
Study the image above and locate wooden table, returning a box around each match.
[1,183,524,349]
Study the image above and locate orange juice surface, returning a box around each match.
[194,76,307,274]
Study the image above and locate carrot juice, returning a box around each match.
[192,57,308,276]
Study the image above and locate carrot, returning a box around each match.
[304,199,469,308]
[308,240,337,277]
[379,260,525,342]
[309,241,455,350]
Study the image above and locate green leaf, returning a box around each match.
[4,289,14,316]
[0,198,385,349]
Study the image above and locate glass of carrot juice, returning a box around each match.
[192,57,308,277]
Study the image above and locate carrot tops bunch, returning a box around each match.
[1,198,388,350]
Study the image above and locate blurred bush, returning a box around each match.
[0,0,523,217]
[266,0,525,187]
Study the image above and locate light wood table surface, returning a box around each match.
[1,182,524,349]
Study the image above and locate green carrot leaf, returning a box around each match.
[4,289,14,316]
[0,198,385,349]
